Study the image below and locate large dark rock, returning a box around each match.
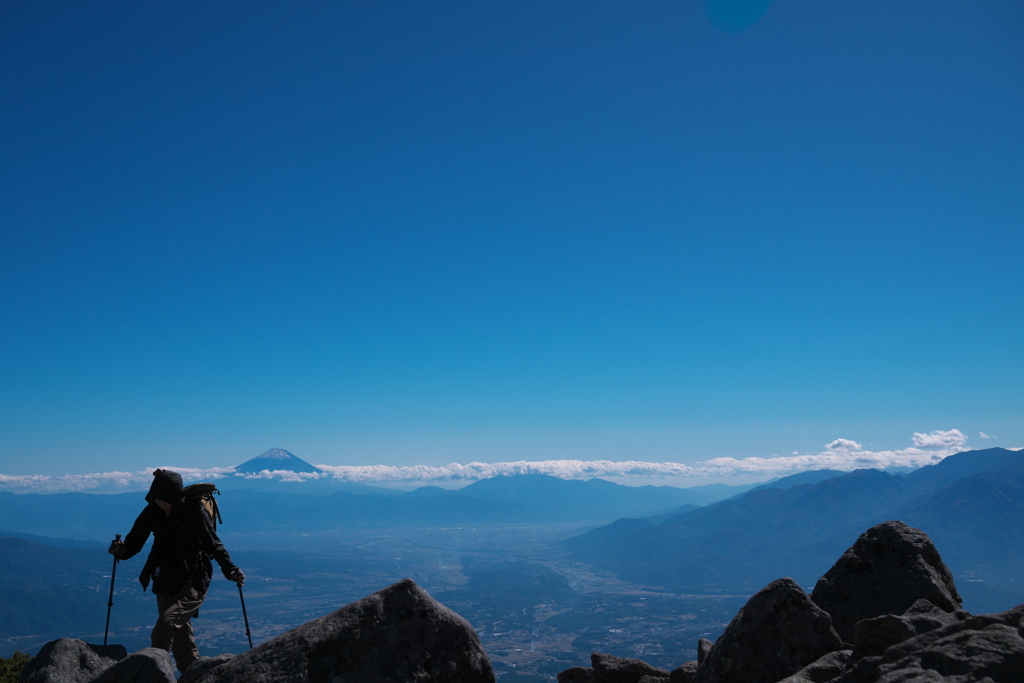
[90,648,175,683]
[591,653,669,683]
[835,603,1024,682]
[776,650,852,683]
[693,578,843,683]
[18,638,126,683]
[192,578,493,683]
[180,654,235,683]
[811,521,962,643]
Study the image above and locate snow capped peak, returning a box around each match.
[257,448,298,460]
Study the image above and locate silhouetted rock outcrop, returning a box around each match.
[810,521,962,643]
[192,578,493,683]
[693,578,843,683]
[90,648,175,683]
[591,652,669,682]
[18,638,126,683]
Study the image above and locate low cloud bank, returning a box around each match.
[0,429,986,493]
[0,467,238,494]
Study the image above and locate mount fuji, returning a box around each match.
[234,448,323,474]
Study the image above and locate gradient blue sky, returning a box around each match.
[2,1,1022,477]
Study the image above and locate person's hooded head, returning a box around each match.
[146,469,184,510]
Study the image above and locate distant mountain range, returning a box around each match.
[0,473,758,541]
[563,447,1024,613]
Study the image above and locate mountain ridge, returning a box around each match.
[563,448,1024,611]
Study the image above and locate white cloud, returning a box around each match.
[979,432,993,439]
[697,445,960,477]
[314,459,696,483]
[825,438,863,452]
[912,429,968,449]
[0,466,236,494]
[698,430,970,477]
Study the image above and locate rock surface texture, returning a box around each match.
[692,578,843,683]
[557,667,599,683]
[590,652,669,682]
[90,648,175,683]
[696,639,712,666]
[18,638,126,683]
[776,650,852,683]
[668,660,698,683]
[557,666,599,683]
[192,578,493,683]
[811,521,962,643]
[852,598,968,659]
[179,654,235,683]
[835,603,1024,682]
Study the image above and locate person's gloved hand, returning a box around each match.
[228,568,245,586]
[108,540,125,558]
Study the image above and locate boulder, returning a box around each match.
[591,652,669,683]
[558,666,599,683]
[696,639,713,666]
[18,638,126,683]
[811,521,962,643]
[558,667,599,683]
[775,650,852,683]
[668,660,698,683]
[191,578,493,683]
[693,578,843,683]
[835,603,1024,682]
[90,648,175,683]
[180,654,235,683]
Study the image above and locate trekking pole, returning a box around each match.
[238,583,253,649]
[103,534,121,646]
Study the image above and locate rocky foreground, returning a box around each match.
[19,521,1024,683]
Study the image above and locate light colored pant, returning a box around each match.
[153,582,204,673]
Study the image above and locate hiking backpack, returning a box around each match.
[183,483,223,529]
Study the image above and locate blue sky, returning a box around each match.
[1,1,1022,478]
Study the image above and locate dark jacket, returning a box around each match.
[120,469,238,596]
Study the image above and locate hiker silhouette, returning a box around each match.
[109,469,244,673]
